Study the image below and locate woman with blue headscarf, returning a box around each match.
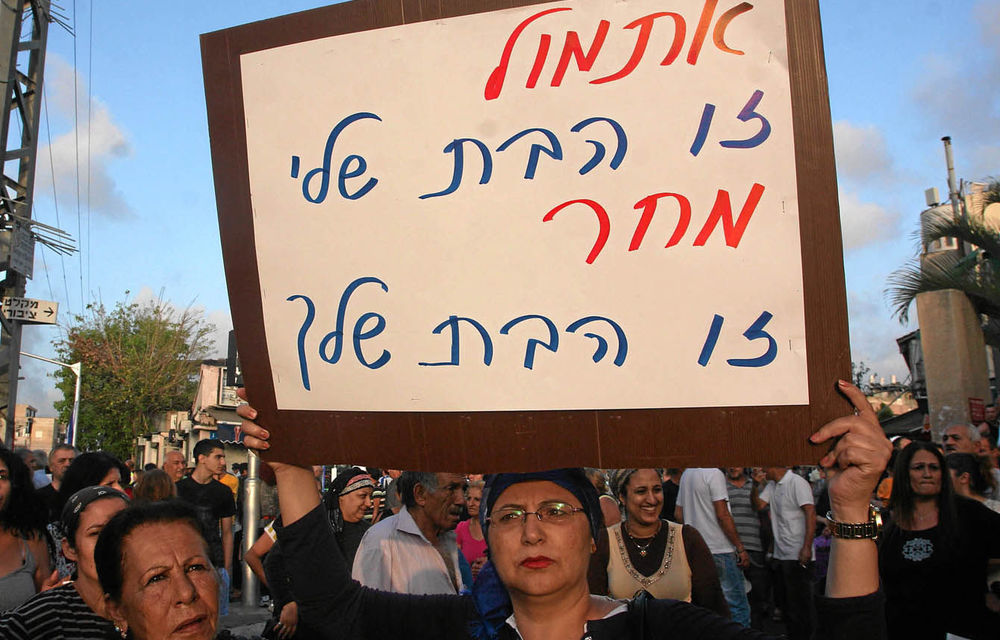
[233,381,890,640]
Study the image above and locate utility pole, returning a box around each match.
[0,1,52,447]
[942,136,967,257]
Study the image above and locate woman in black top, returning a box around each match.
[322,467,375,567]
[879,441,1000,639]
[232,380,890,640]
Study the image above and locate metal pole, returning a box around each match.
[69,362,81,447]
[942,136,967,257]
[3,321,21,447]
[241,451,261,607]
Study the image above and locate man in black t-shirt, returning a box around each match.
[176,439,236,615]
[37,444,76,522]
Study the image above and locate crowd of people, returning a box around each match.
[3,386,1000,639]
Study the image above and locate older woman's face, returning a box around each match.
[487,480,593,599]
[65,497,128,585]
[622,469,663,527]
[110,522,218,640]
[909,449,942,497]
[465,486,483,518]
[339,487,373,523]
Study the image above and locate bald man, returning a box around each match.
[163,449,187,482]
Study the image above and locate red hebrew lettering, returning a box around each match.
[551,20,610,87]
[485,7,572,100]
[692,183,766,248]
[630,193,692,251]
[543,199,611,264]
[592,13,685,85]
[686,0,718,65]
[526,35,552,89]
[714,3,754,55]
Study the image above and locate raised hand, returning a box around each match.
[809,380,891,522]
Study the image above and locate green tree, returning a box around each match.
[852,361,876,393]
[52,294,214,459]
[886,179,1000,347]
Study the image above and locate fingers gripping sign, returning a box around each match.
[236,388,271,452]
[809,380,892,521]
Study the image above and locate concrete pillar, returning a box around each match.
[916,289,992,441]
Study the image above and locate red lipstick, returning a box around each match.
[521,556,554,569]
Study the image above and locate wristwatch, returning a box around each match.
[826,505,882,540]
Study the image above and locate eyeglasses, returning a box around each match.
[488,502,585,528]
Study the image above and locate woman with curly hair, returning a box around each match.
[0,446,52,612]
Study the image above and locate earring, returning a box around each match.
[114,623,128,639]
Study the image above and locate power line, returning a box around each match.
[43,90,73,317]
[85,0,92,297]
[72,0,83,309]
[42,91,73,314]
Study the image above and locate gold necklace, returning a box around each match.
[625,520,662,557]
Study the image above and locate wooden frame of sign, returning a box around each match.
[201,0,849,471]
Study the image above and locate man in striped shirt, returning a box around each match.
[726,467,769,630]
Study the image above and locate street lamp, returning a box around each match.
[20,352,82,447]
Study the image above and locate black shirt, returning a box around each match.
[36,484,60,523]
[879,497,1000,639]
[660,480,680,522]
[175,477,237,567]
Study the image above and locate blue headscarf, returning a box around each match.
[469,468,602,639]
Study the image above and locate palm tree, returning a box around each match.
[886,178,1000,347]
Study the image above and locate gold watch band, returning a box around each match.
[825,506,882,540]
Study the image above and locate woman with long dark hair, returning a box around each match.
[0,447,51,612]
[946,452,1000,513]
[879,441,1000,639]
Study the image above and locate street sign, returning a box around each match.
[1,296,58,324]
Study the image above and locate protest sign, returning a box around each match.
[202,0,850,470]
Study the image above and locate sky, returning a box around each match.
[12,0,1000,417]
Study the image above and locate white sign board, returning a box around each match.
[238,0,807,413]
[1,296,58,324]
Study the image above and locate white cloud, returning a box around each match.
[847,290,912,381]
[839,190,901,251]
[833,121,896,184]
[131,286,231,359]
[35,56,134,220]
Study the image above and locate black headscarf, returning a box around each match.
[322,467,374,533]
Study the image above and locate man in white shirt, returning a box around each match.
[676,467,751,627]
[754,467,816,640]
[353,471,467,595]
